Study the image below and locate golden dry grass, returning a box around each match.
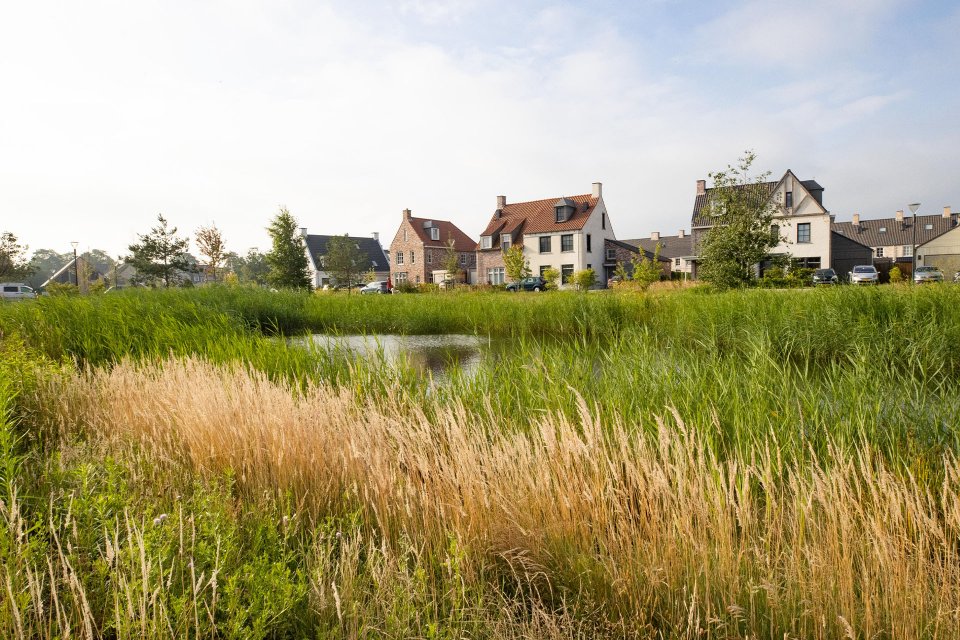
[26,357,960,638]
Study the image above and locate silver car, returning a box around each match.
[913,266,943,283]
[850,265,879,285]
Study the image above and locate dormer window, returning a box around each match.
[785,191,793,208]
[481,236,492,249]
[430,227,440,241]
[879,227,887,233]
[553,197,576,223]
[501,234,511,251]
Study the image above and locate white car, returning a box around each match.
[1,283,37,299]
[850,265,879,285]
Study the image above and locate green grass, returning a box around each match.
[2,285,960,637]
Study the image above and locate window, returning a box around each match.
[539,265,551,276]
[925,224,934,230]
[411,251,416,264]
[605,248,616,260]
[675,258,681,267]
[903,245,913,257]
[459,253,466,265]
[875,247,884,258]
[395,272,407,283]
[586,234,592,252]
[481,236,492,249]
[770,224,780,243]
[785,191,793,208]
[602,212,606,230]
[427,251,432,264]
[797,223,811,243]
[415,275,421,284]
[501,234,511,251]
[403,230,408,242]
[487,267,505,285]
[879,227,887,233]
[396,251,404,265]
[561,234,573,252]
[561,264,574,284]
[539,236,552,253]
[430,227,440,241]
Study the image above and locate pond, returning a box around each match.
[302,334,490,381]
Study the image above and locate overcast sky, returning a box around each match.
[2,0,957,257]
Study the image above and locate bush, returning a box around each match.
[571,269,597,291]
[542,267,560,291]
[889,266,903,283]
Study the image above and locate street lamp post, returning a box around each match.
[70,241,79,291]
[908,203,921,282]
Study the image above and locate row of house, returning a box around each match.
[299,172,957,288]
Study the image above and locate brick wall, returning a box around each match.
[476,249,506,284]
[389,218,429,284]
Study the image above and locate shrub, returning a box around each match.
[542,267,560,290]
[571,269,596,291]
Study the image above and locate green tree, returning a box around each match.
[889,265,903,284]
[126,215,194,288]
[441,240,461,286]
[195,224,227,282]
[0,232,33,281]
[266,209,311,290]
[324,235,368,293]
[541,266,560,290]
[631,243,663,291]
[503,244,531,283]
[697,151,782,289]
[26,248,70,288]
[613,261,629,285]
[571,268,596,291]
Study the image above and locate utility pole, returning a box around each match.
[70,241,79,291]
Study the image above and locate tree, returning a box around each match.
[441,240,461,286]
[324,235,368,292]
[631,243,663,291]
[196,224,226,282]
[225,248,270,285]
[26,248,70,288]
[542,266,560,290]
[504,244,531,283]
[571,268,596,291]
[0,232,33,281]
[697,151,783,289]
[266,208,311,290]
[613,261,629,285]
[126,214,194,287]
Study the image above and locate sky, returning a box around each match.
[1,0,958,258]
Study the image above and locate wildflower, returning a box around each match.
[153,513,168,527]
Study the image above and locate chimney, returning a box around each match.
[496,195,506,209]
[372,232,379,242]
[650,231,660,241]
[299,227,308,238]
[896,210,904,223]
[403,208,412,219]
[852,213,860,227]
[592,182,602,198]
[678,229,686,239]
[696,179,706,195]
[944,206,952,219]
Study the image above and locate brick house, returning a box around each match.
[603,239,671,279]
[389,209,477,285]
[476,182,617,286]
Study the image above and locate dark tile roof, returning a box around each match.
[621,235,694,259]
[405,217,476,252]
[604,238,670,263]
[691,181,778,228]
[305,235,389,271]
[479,194,599,246]
[831,214,959,248]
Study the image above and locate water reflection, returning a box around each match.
[307,334,485,380]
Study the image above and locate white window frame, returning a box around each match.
[411,251,416,264]
[501,234,511,251]
[396,251,404,265]
[430,228,440,241]
[481,236,492,249]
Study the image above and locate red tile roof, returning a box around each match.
[479,194,599,243]
[407,217,476,252]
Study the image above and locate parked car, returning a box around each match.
[849,265,879,285]
[913,266,944,284]
[607,275,623,287]
[1,283,36,300]
[506,276,547,292]
[360,281,392,294]
[812,268,838,285]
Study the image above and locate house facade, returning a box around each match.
[302,229,390,288]
[604,239,671,279]
[389,210,477,285]
[476,182,616,286]
[690,171,832,277]
[831,207,958,274]
[916,207,960,273]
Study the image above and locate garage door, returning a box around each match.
[925,254,960,274]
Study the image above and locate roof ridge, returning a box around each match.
[503,193,593,208]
